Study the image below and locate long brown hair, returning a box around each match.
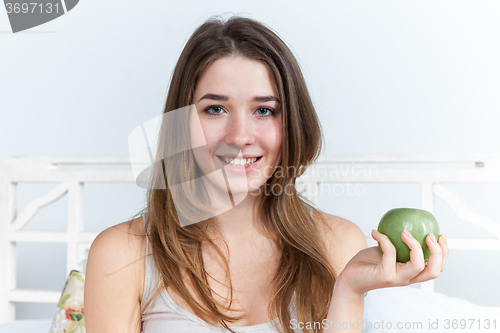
[137,14,336,333]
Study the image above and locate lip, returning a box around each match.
[216,154,263,159]
[216,155,262,174]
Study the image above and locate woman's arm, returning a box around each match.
[84,220,145,333]
[326,278,365,332]
[318,213,367,332]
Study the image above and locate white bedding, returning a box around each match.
[363,286,499,332]
[0,287,498,333]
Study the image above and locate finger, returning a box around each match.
[399,230,426,279]
[409,233,443,284]
[371,229,396,272]
[438,234,449,271]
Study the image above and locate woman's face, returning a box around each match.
[190,55,282,201]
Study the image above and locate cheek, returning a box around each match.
[199,121,220,143]
[261,122,282,157]
[190,113,210,168]
[190,112,204,146]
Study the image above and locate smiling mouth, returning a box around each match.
[216,155,262,167]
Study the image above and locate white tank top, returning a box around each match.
[140,213,302,333]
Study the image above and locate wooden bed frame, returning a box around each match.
[1,154,499,323]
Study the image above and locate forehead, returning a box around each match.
[194,56,278,99]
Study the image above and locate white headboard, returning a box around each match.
[1,154,499,323]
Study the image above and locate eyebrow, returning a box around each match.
[197,93,280,104]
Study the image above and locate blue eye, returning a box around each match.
[256,107,275,117]
[203,106,225,116]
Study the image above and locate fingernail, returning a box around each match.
[441,234,447,245]
[372,229,380,235]
[430,233,437,243]
[403,229,413,238]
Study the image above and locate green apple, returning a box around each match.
[377,208,440,263]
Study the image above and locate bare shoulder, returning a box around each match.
[84,215,147,333]
[88,216,146,275]
[313,211,367,276]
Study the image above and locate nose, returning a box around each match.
[224,110,256,149]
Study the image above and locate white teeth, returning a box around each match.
[220,156,259,167]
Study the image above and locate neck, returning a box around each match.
[205,191,267,244]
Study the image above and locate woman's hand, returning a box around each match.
[336,229,449,296]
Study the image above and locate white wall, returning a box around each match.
[1,0,499,320]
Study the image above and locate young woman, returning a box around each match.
[84,15,448,333]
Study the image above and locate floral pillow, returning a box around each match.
[49,270,86,333]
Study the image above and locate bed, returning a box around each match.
[1,154,499,332]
